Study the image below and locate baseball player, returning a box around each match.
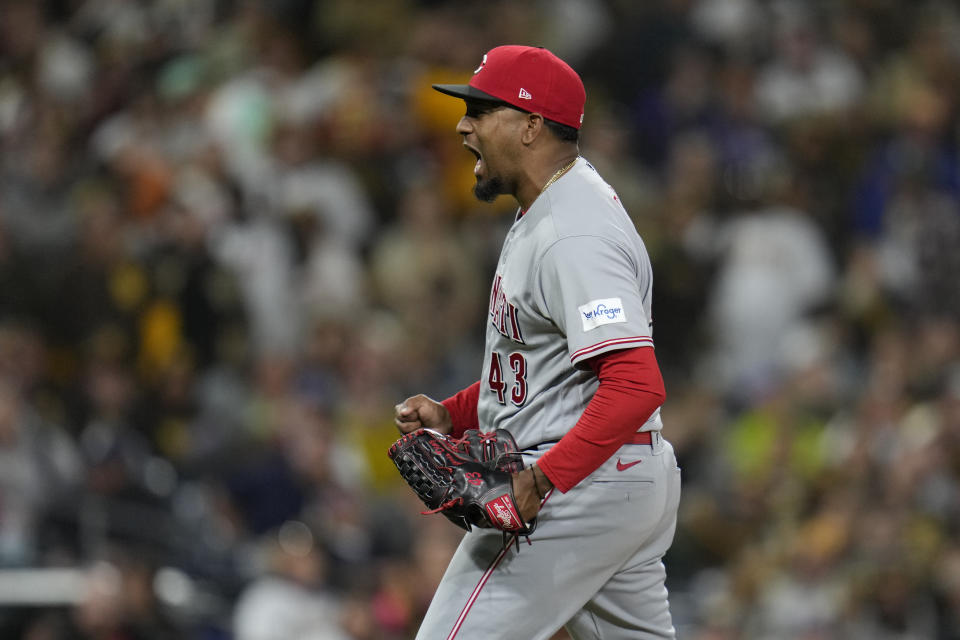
[395,45,681,639]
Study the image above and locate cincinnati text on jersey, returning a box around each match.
[489,274,525,343]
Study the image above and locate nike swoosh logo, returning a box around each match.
[616,458,642,471]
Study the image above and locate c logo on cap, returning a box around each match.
[474,54,487,74]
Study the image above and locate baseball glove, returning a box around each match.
[388,428,536,535]
[448,428,526,474]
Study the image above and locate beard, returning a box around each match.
[473,176,508,203]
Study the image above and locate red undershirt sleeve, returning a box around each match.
[536,346,666,493]
[441,381,481,439]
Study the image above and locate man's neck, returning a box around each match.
[515,148,580,211]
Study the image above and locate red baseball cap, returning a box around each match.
[433,45,586,130]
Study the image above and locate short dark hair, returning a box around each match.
[544,118,579,143]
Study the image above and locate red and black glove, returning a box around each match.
[388,428,535,535]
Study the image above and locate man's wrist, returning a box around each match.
[531,464,553,498]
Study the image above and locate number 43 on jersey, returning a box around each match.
[488,351,527,406]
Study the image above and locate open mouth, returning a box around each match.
[464,144,482,177]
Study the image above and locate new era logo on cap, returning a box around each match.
[432,45,586,130]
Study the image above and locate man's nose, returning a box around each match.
[456,116,472,135]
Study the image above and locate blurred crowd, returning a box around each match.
[0,0,958,638]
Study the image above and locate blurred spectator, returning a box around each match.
[700,196,835,403]
[368,178,484,357]
[232,522,348,640]
[753,0,865,124]
[0,374,83,566]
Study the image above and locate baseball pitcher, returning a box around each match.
[392,45,681,640]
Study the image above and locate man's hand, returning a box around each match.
[512,465,553,523]
[394,394,453,434]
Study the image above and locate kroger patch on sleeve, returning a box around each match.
[578,297,627,332]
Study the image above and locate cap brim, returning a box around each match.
[432,84,502,102]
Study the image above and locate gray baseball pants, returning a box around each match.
[416,434,681,640]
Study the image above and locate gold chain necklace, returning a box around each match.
[540,156,580,194]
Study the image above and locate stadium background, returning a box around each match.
[0,0,959,638]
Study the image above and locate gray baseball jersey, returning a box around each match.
[478,157,663,449]
[416,157,679,640]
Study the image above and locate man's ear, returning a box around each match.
[520,113,545,145]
